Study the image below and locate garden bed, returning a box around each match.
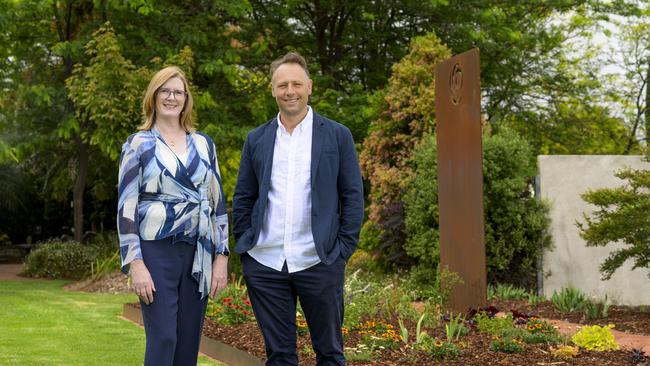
[123,302,638,366]
[91,270,646,365]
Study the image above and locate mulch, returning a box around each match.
[68,272,650,365]
[491,298,650,336]
[202,311,635,365]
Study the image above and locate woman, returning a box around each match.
[117,66,229,366]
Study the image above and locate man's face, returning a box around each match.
[271,63,312,120]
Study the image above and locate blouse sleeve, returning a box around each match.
[117,138,143,274]
[209,141,230,256]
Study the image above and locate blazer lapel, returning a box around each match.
[261,119,278,190]
[311,112,324,188]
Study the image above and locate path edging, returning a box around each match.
[122,303,265,366]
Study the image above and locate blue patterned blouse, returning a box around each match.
[117,127,229,298]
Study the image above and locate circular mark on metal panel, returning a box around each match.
[450,63,462,105]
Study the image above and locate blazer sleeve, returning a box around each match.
[337,127,364,261]
[117,138,143,274]
[232,133,258,242]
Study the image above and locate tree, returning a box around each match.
[578,167,650,280]
[359,33,451,266]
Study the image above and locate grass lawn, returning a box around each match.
[0,280,224,366]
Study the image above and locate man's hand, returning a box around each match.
[210,254,229,298]
[130,259,156,304]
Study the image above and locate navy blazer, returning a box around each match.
[232,111,364,264]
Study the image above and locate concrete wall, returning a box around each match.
[538,155,650,305]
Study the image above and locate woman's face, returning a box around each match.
[155,77,186,122]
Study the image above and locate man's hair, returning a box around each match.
[269,52,310,80]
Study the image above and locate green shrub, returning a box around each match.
[403,129,552,290]
[490,337,524,353]
[527,293,545,306]
[571,324,619,351]
[415,335,461,361]
[551,287,588,313]
[90,249,120,280]
[522,318,564,344]
[23,240,94,279]
[354,319,402,350]
[578,167,650,280]
[488,283,530,300]
[583,297,610,320]
[343,271,383,328]
[205,277,255,325]
[474,312,514,335]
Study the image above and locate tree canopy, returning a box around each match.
[0,0,645,273]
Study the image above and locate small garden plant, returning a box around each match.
[206,277,255,325]
[571,324,619,351]
[551,287,588,312]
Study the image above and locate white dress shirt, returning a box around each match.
[248,107,320,272]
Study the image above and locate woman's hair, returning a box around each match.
[139,66,195,132]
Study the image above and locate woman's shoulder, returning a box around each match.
[192,131,214,146]
[123,130,156,150]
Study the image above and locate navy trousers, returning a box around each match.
[241,253,346,366]
[139,237,208,366]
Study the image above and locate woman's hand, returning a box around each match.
[130,259,156,304]
[209,254,229,298]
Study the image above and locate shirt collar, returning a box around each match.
[277,106,313,135]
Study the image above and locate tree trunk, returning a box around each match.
[645,63,650,145]
[73,138,88,242]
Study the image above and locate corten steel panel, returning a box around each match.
[435,48,486,314]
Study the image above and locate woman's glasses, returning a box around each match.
[158,88,186,99]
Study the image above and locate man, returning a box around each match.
[232,52,364,366]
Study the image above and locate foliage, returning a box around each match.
[66,23,151,161]
[488,283,530,300]
[359,33,451,266]
[584,297,610,320]
[432,268,463,307]
[445,314,469,342]
[90,250,120,281]
[23,241,95,280]
[571,324,619,351]
[578,167,650,280]
[551,287,588,313]
[630,348,650,365]
[474,312,514,335]
[354,320,401,350]
[490,336,524,353]
[482,128,552,286]
[419,336,461,361]
[403,128,551,289]
[342,270,383,328]
[527,293,545,306]
[550,345,580,359]
[377,282,420,322]
[206,278,255,325]
[522,317,564,345]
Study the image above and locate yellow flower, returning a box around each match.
[434,340,444,347]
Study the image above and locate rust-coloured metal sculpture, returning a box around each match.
[435,48,486,314]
